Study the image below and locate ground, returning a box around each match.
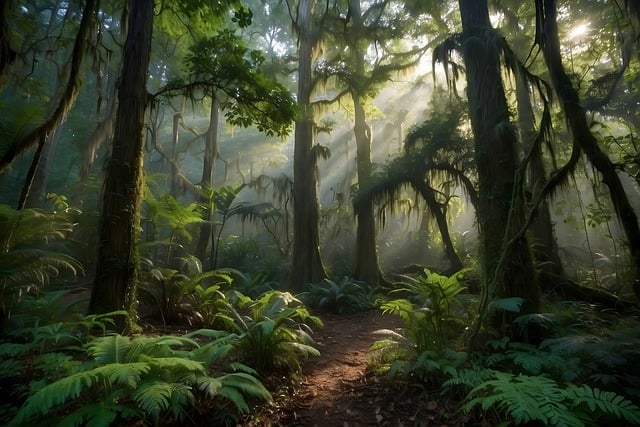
[250,309,472,426]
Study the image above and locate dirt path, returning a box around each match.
[255,310,465,426]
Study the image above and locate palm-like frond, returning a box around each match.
[0,205,83,316]
[8,363,151,426]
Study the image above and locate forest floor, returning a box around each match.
[248,309,474,427]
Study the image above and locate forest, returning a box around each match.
[1,0,640,425]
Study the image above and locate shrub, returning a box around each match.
[301,276,377,314]
[6,330,270,427]
[229,290,322,375]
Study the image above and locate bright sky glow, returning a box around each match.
[569,23,590,40]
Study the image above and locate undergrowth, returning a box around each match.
[369,269,640,426]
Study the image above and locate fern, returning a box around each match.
[197,372,271,414]
[8,363,151,425]
[132,381,194,420]
[443,366,500,390]
[8,329,271,427]
[463,372,585,426]
[463,372,640,426]
[567,385,640,425]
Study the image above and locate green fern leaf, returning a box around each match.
[8,363,149,426]
[87,335,131,364]
[197,375,222,396]
[131,381,194,419]
[567,385,640,424]
[463,372,575,426]
[217,385,250,413]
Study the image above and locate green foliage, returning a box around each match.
[7,330,270,427]
[376,268,469,354]
[369,269,472,387]
[142,191,203,266]
[0,204,83,320]
[229,290,322,375]
[440,322,640,426]
[138,256,234,327]
[301,276,377,314]
[169,29,295,138]
[463,372,640,426]
[224,268,280,299]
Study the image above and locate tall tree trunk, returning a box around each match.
[89,0,153,320]
[195,96,220,265]
[537,0,640,300]
[349,0,384,285]
[289,0,327,291]
[352,96,384,284]
[515,67,565,287]
[0,0,16,80]
[21,127,62,208]
[459,0,540,341]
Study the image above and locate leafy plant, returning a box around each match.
[142,191,203,266]
[301,276,377,314]
[376,268,470,354]
[7,330,270,427]
[463,372,640,426]
[0,204,83,321]
[223,268,280,299]
[138,256,233,327]
[228,290,322,375]
[441,322,640,426]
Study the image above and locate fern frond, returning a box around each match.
[443,367,500,390]
[8,363,150,426]
[131,381,194,419]
[196,372,270,414]
[567,385,640,425]
[86,335,131,364]
[463,372,584,426]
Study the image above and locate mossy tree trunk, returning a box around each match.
[514,67,566,288]
[289,0,327,291]
[195,96,220,265]
[458,0,541,341]
[89,0,154,320]
[537,0,640,300]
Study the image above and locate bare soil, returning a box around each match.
[250,309,472,427]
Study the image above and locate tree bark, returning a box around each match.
[349,0,385,285]
[458,0,540,340]
[538,0,640,300]
[195,96,220,265]
[89,0,154,319]
[0,0,16,80]
[352,96,384,284]
[515,66,566,287]
[289,0,327,291]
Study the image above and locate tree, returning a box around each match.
[160,28,296,266]
[89,0,154,318]
[312,0,428,284]
[0,0,99,209]
[0,0,16,80]
[456,0,541,342]
[354,98,473,274]
[288,0,328,291]
[535,0,640,300]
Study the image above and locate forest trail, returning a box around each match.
[255,310,466,426]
